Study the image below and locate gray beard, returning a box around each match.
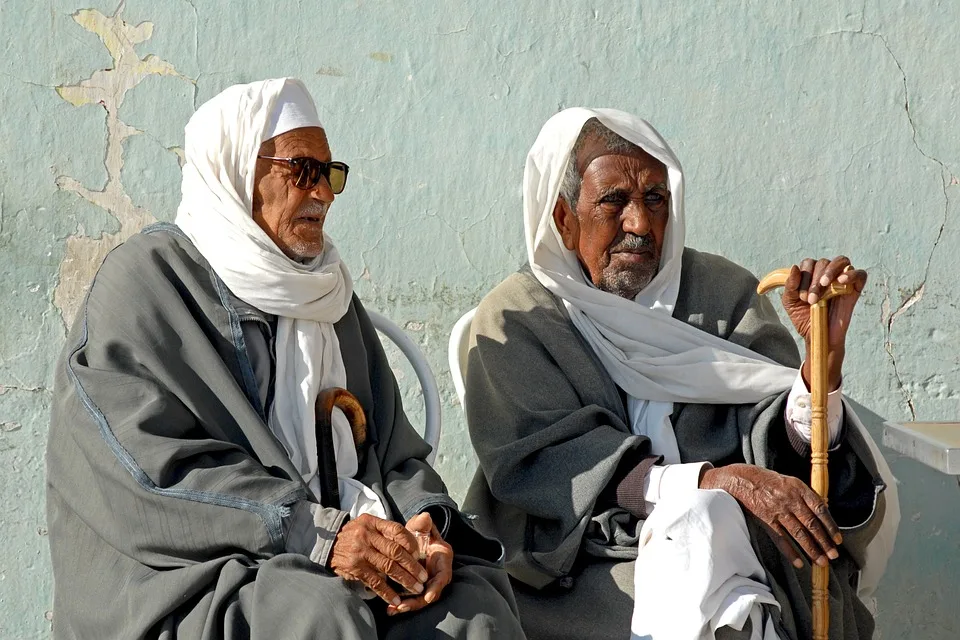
[286,202,329,260]
[599,264,659,300]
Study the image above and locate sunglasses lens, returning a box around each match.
[290,159,311,189]
[290,159,347,193]
[328,164,347,194]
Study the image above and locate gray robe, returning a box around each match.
[462,249,888,640]
[47,223,524,640]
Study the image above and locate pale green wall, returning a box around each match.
[1,1,958,637]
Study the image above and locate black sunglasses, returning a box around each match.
[257,156,350,194]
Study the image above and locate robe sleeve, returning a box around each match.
[678,263,888,551]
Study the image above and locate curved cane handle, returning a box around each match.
[756,267,856,302]
[316,387,367,448]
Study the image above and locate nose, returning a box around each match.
[621,200,652,236]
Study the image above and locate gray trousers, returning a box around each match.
[154,553,523,640]
[314,560,525,640]
[512,560,635,640]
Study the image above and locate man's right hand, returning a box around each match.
[329,514,429,606]
[699,464,842,568]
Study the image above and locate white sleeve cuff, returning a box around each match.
[643,462,713,506]
[785,369,844,450]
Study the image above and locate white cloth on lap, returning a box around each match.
[631,489,782,640]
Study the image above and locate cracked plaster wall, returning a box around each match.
[1,0,958,637]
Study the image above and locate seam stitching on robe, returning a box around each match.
[144,222,267,420]
[66,240,294,552]
[211,269,267,421]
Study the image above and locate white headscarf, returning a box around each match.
[524,107,898,603]
[175,78,386,519]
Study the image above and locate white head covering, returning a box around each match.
[524,108,800,461]
[174,78,386,519]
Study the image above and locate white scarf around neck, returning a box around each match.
[174,78,386,519]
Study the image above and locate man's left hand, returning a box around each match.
[781,256,867,391]
[386,512,454,616]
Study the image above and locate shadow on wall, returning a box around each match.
[845,399,960,638]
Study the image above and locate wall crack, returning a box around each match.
[824,27,953,419]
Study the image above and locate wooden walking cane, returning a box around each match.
[757,267,855,640]
[315,388,367,507]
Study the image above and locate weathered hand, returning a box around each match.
[700,464,842,568]
[329,513,429,607]
[781,256,867,390]
[386,512,454,616]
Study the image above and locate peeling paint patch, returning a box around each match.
[0,422,21,432]
[316,65,346,77]
[52,5,189,328]
[369,52,393,63]
[881,280,919,419]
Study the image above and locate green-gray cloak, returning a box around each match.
[463,248,890,640]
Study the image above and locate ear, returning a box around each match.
[552,198,579,251]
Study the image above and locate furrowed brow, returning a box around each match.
[597,186,632,200]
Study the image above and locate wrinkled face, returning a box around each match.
[252,126,335,261]
[553,135,670,299]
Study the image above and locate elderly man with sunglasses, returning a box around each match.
[46,78,524,640]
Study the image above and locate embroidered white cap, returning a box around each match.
[262,78,322,140]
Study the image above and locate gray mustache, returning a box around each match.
[611,234,654,252]
[299,202,329,217]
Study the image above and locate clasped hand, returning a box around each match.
[780,255,867,391]
[328,512,453,616]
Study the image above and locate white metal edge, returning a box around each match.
[447,307,476,411]
[882,422,960,475]
[368,310,442,465]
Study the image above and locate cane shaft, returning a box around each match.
[758,268,855,640]
[810,300,830,640]
[810,301,830,499]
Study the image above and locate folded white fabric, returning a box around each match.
[631,489,782,640]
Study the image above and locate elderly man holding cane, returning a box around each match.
[462,109,899,639]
